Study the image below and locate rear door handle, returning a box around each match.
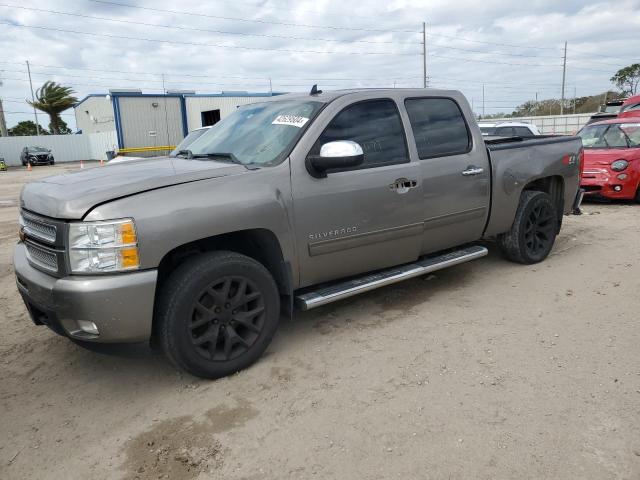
[461,166,484,176]
[389,178,418,193]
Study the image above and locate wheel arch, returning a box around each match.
[151,228,293,346]
[522,175,565,232]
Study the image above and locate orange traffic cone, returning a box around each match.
[27,163,32,172]
[100,159,104,166]
[80,160,84,169]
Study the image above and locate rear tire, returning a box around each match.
[498,191,558,264]
[157,251,280,379]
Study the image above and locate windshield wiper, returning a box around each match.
[191,152,239,162]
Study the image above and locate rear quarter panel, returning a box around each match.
[484,136,583,236]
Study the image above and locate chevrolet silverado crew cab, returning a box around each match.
[15,88,584,378]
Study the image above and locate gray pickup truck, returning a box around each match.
[14,88,583,378]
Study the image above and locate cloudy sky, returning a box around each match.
[1,0,639,130]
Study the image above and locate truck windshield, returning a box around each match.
[185,100,323,166]
[578,123,640,149]
[170,128,210,156]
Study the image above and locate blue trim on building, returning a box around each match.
[112,96,124,149]
[179,96,188,137]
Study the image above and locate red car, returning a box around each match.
[577,117,640,202]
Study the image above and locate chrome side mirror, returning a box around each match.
[306,140,365,178]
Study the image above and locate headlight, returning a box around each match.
[68,219,140,273]
[610,159,628,172]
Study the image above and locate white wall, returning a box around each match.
[486,113,595,135]
[0,131,118,166]
[75,96,116,134]
[185,96,271,130]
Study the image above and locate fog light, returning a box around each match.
[617,173,628,180]
[77,320,99,335]
[613,185,622,192]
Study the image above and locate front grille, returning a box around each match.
[25,242,59,273]
[22,211,57,244]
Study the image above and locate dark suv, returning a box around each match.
[21,146,55,166]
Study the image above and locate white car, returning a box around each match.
[108,126,213,164]
[478,122,541,137]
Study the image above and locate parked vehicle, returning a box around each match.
[617,94,640,119]
[577,118,640,202]
[478,122,541,137]
[586,99,625,125]
[20,146,54,166]
[108,126,214,164]
[14,88,583,378]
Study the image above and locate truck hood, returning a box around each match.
[21,157,247,219]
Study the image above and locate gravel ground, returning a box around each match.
[1,163,639,480]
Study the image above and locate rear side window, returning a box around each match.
[514,126,535,137]
[316,99,409,169]
[404,98,471,159]
[495,127,515,136]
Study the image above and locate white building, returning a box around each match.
[74,90,282,151]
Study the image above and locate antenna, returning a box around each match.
[310,84,322,96]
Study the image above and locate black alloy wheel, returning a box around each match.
[189,276,265,361]
[523,203,556,258]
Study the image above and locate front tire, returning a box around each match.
[498,191,558,264]
[157,251,280,379]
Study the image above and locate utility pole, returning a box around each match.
[560,41,567,115]
[482,84,485,118]
[422,22,427,88]
[573,85,577,114]
[0,75,7,137]
[0,98,7,137]
[26,61,41,135]
[269,77,273,95]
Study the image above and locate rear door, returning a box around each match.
[290,97,423,288]
[403,97,491,255]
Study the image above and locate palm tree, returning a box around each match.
[27,81,78,135]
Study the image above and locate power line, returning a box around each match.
[0,4,421,46]
[89,0,420,33]
[0,21,419,56]
[426,32,562,51]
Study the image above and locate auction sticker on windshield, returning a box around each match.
[272,115,309,128]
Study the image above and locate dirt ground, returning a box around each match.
[1,163,639,480]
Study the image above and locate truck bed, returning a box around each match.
[483,135,583,237]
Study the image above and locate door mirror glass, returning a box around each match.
[307,140,364,178]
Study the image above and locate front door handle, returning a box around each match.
[461,166,485,176]
[389,178,418,194]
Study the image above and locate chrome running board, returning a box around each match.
[294,245,488,311]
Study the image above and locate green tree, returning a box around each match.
[7,120,49,136]
[610,64,640,96]
[56,119,73,135]
[27,81,78,135]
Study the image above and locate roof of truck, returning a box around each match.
[264,88,461,104]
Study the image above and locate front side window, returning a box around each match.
[578,123,640,148]
[404,98,471,159]
[314,99,409,169]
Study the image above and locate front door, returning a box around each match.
[290,98,424,288]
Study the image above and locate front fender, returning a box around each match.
[84,161,297,284]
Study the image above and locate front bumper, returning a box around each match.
[14,242,157,343]
[581,169,637,200]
